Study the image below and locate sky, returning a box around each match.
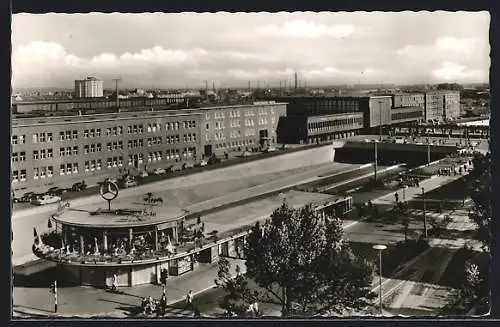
[11,11,491,89]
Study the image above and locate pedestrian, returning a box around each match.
[159,293,167,316]
[111,273,118,292]
[185,290,194,310]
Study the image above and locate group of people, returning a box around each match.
[140,289,199,317]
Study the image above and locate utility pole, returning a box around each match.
[427,144,431,166]
[112,78,122,110]
[422,187,428,238]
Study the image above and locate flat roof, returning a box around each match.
[52,198,186,228]
[201,190,346,235]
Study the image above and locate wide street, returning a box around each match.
[12,161,367,266]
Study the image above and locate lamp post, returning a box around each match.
[374,140,378,181]
[373,244,387,316]
[378,101,384,141]
[422,187,428,238]
[427,144,431,166]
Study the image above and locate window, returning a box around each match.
[47,148,53,158]
[84,129,89,138]
[96,160,102,170]
[96,128,101,137]
[33,150,39,160]
[19,151,26,161]
[34,168,39,180]
[66,163,72,174]
[47,166,53,177]
[66,131,71,139]
[12,170,19,182]
[84,145,89,154]
[72,163,79,174]
[11,135,18,145]
[60,131,65,141]
[12,152,18,163]
[47,133,53,142]
[66,148,71,156]
[39,133,46,142]
[20,169,26,181]
[60,164,66,176]
[32,134,38,143]
[40,149,46,159]
[72,130,78,139]
[72,146,78,155]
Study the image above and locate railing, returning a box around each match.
[34,222,253,266]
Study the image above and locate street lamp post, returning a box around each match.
[373,244,387,316]
[422,187,428,238]
[427,144,431,166]
[374,140,378,181]
[378,101,383,141]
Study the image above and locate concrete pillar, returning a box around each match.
[154,228,159,251]
[103,230,108,252]
[128,228,133,249]
[79,235,85,255]
[172,226,178,244]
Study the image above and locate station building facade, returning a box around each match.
[11,102,287,192]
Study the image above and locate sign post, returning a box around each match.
[99,181,119,210]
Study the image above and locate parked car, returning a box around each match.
[196,160,208,167]
[171,164,183,172]
[71,181,87,192]
[182,162,194,170]
[264,146,277,152]
[153,168,166,175]
[120,178,138,188]
[138,170,149,178]
[46,187,68,196]
[31,194,61,205]
[20,192,38,203]
[242,151,251,157]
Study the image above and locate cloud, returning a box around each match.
[431,62,485,82]
[434,36,478,54]
[255,20,355,39]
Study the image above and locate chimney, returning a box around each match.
[294,72,298,89]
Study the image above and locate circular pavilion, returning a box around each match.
[31,185,201,287]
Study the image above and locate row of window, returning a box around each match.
[307,117,364,130]
[12,170,27,182]
[60,130,79,141]
[229,120,241,128]
[230,130,241,139]
[12,152,26,162]
[32,132,54,143]
[214,132,226,141]
[60,146,79,157]
[33,149,54,160]
[11,135,26,145]
[392,111,422,121]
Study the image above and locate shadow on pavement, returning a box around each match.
[13,266,80,288]
[13,304,54,314]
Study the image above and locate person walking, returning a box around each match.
[185,290,194,310]
[159,293,167,316]
[111,273,118,292]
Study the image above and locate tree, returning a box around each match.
[215,202,376,317]
[467,152,491,252]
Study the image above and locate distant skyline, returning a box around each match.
[12,12,490,89]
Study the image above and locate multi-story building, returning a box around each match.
[12,97,187,115]
[11,102,287,192]
[74,77,104,98]
[442,91,461,120]
[201,101,287,157]
[270,95,392,130]
[277,112,364,144]
[392,93,425,109]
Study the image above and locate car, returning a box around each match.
[31,194,61,205]
[138,170,149,178]
[71,181,87,192]
[264,146,277,152]
[195,160,208,167]
[46,187,68,196]
[242,151,251,157]
[120,178,138,188]
[153,168,166,175]
[182,162,194,170]
[20,192,37,203]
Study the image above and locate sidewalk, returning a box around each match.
[13,258,245,318]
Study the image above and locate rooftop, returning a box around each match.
[52,199,186,228]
